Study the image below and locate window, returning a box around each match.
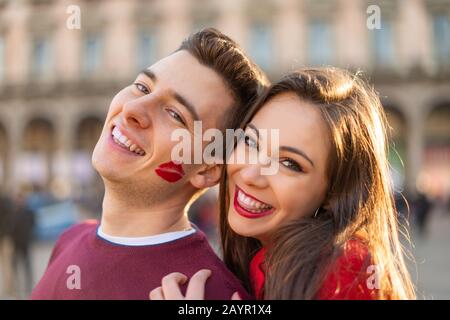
[31,37,52,78]
[432,14,450,67]
[248,23,273,71]
[137,30,157,70]
[83,33,103,76]
[308,19,333,66]
[371,19,395,67]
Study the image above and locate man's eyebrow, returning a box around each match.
[173,92,200,122]
[280,145,314,167]
[140,69,157,82]
[139,68,200,123]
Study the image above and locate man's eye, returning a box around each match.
[281,158,303,172]
[134,83,150,94]
[244,134,258,150]
[167,109,186,126]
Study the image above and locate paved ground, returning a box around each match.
[1,206,450,300]
[406,206,450,299]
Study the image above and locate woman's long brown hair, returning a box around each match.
[219,67,415,299]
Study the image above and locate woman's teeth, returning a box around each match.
[237,189,272,213]
[112,127,145,156]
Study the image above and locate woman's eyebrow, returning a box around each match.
[280,145,314,167]
[247,123,259,139]
[248,123,314,167]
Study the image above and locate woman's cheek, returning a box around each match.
[226,163,240,178]
[276,185,310,220]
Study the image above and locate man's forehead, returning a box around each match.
[150,50,197,72]
[146,50,234,119]
[149,51,216,88]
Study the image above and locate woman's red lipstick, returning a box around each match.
[155,161,185,183]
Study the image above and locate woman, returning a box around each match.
[150,67,415,300]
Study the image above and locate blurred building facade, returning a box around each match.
[0,0,449,203]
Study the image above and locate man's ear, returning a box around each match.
[189,164,223,189]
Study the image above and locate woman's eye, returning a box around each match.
[281,158,303,172]
[244,134,258,150]
[167,109,186,126]
[134,83,150,94]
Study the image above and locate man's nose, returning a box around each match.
[122,96,152,129]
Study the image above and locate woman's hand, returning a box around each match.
[149,269,211,300]
[149,269,242,300]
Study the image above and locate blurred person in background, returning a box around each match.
[413,191,433,237]
[0,191,15,298]
[189,189,220,249]
[26,184,54,213]
[11,190,35,296]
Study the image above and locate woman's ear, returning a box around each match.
[321,194,333,212]
[189,164,223,189]
[322,200,331,211]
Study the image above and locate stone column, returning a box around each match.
[53,0,82,83]
[3,0,30,85]
[396,0,432,72]
[103,0,135,81]
[216,0,248,48]
[273,0,304,71]
[335,0,369,68]
[51,108,75,199]
[405,102,426,196]
[159,0,190,56]
[5,109,24,194]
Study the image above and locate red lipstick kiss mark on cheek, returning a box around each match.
[155,161,185,183]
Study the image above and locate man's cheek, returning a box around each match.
[107,88,132,115]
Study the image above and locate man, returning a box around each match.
[0,191,15,298]
[31,28,268,299]
[11,191,35,296]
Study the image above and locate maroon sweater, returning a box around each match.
[31,220,250,300]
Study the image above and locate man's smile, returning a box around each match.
[111,125,146,156]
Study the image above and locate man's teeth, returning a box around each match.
[237,190,272,212]
[112,127,145,156]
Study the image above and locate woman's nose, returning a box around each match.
[239,164,269,189]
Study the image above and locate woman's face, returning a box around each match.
[227,92,331,243]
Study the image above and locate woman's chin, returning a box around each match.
[227,209,265,239]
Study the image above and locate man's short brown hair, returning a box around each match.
[177,28,269,130]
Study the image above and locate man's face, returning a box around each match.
[92,50,234,199]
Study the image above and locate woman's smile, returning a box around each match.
[233,185,275,219]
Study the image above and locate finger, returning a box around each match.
[161,272,188,300]
[185,269,212,300]
[149,287,165,300]
[231,291,242,300]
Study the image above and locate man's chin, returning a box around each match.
[91,152,120,182]
[93,162,128,184]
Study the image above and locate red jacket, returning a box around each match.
[249,239,378,300]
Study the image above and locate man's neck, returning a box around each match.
[100,187,192,237]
